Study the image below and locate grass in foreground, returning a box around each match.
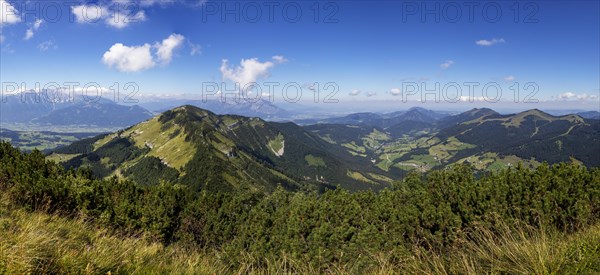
[1,199,598,274]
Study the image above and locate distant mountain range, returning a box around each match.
[0,92,291,128]
[0,92,154,128]
[295,107,451,128]
[0,92,290,128]
[577,111,600,120]
[305,108,600,174]
[3,90,597,130]
[33,101,154,127]
[136,97,289,119]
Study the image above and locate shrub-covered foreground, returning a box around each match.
[2,199,599,274]
[1,142,599,273]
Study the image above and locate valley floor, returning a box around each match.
[1,197,598,274]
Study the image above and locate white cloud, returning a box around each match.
[24,19,43,40]
[220,58,279,88]
[272,55,288,64]
[503,75,515,81]
[440,60,454,69]
[38,40,57,51]
[475,38,505,46]
[366,91,376,97]
[155,33,185,64]
[0,0,19,43]
[72,4,145,28]
[577,94,593,100]
[24,29,32,40]
[74,86,109,94]
[0,0,20,25]
[33,18,42,28]
[102,43,155,72]
[390,88,402,96]
[558,92,599,101]
[459,96,487,102]
[71,1,206,29]
[559,92,576,100]
[102,33,185,72]
[349,89,361,96]
[71,5,108,23]
[105,10,145,29]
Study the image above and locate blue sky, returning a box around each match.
[1,0,599,110]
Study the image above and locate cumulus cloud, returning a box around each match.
[366,91,376,97]
[24,19,43,40]
[220,57,284,88]
[102,43,155,72]
[559,92,576,100]
[155,33,185,64]
[475,38,505,46]
[559,92,599,101]
[0,0,20,25]
[349,89,361,96]
[390,88,402,96]
[102,33,186,72]
[440,60,454,69]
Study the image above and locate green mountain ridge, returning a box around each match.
[306,108,600,173]
[52,105,389,193]
[46,106,600,191]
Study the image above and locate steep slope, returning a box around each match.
[437,108,500,128]
[390,109,600,171]
[386,107,448,123]
[306,108,599,174]
[434,109,598,165]
[53,106,388,193]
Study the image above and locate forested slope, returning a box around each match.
[1,141,599,273]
